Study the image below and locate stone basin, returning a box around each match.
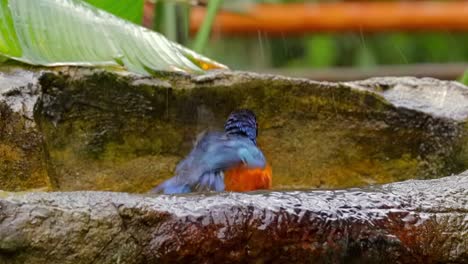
[0,67,467,262]
[0,172,467,263]
[0,67,467,192]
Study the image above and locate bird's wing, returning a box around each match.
[153,131,264,194]
[191,170,225,192]
[153,131,228,193]
[173,131,225,184]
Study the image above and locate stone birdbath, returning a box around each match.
[0,67,467,263]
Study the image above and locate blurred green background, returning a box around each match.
[203,32,468,71]
[145,0,468,82]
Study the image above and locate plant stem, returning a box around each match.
[176,3,190,45]
[153,2,177,42]
[460,69,468,86]
[192,0,223,53]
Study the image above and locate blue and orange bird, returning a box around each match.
[152,109,272,194]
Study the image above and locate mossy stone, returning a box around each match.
[1,68,468,192]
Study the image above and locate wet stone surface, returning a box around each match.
[0,173,466,263]
[0,67,468,192]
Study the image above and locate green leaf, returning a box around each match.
[84,0,143,24]
[0,0,21,57]
[0,0,226,75]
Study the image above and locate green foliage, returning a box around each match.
[0,0,21,57]
[378,34,412,64]
[0,0,225,75]
[192,0,224,53]
[85,0,144,24]
[153,1,179,42]
[152,0,223,54]
[460,70,468,86]
[305,35,337,68]
[354,45,377,69]
[202,32,468,72]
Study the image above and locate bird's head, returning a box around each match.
[224,109,258,144]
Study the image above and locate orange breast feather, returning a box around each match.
[224,164,272,192]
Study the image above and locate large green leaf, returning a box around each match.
[84,0,144,24]
[0,0,226,75]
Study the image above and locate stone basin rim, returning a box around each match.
[2,171,466,199]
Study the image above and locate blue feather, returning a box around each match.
[152,109,265,194]
[152,131,265,194]
[151,177,191,194]
[195,171,225,192]
[224,109,258,144]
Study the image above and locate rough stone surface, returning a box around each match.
[0,172,467,263]
[1,67,468,191]
[0,69,52,191]
[348,77,468,121]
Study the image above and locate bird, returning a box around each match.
[151,109,272,194]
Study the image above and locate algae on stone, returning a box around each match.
[0,69,52,191]
[36,70,468,191]
[1,68,468,192]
